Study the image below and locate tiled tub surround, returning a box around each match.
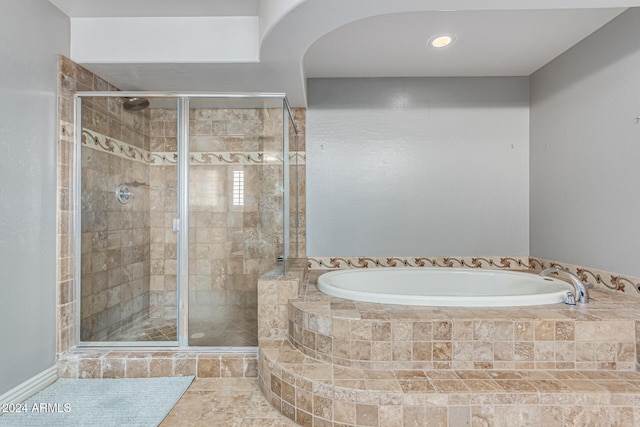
[258,258,309,341]
[258,264,640,426]
[290,278,637,372]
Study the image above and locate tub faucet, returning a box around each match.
[539,267,592,304]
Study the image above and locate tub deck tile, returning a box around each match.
[289,277,640,370]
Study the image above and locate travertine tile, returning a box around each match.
[452,320,474,340]
[161,378,296,427]
[197,356,221,378]
[290,275,640,371]
[378,405,402,427]
[125,358,150,378]
[433,321,452,340]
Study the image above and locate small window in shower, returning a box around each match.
[233,170,244,206]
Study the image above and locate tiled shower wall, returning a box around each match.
[57,54,308,352]
[149,107,295,324]
[74,93,150,341]
[58,55,132,349]
[57,56,77,354]
[148,108,178,320]
[80,130,152,340]
[291,108,306,257]
[64,63,153,341]
[188,107,282,324]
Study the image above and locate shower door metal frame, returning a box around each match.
[177,96,189,347]
[73,91,295,349]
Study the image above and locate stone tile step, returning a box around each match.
[259,339,640,427]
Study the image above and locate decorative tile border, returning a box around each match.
[83,129,305,166]
[307,256,533,270]
[307,256,640,297]
[530,258,640,296]
[82,129,151,165]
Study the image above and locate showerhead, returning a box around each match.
[122,97,150,111]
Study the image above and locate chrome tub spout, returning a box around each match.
[539,267,593,304]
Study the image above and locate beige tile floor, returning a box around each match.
[160,378,296,426]
[106,307,257,346]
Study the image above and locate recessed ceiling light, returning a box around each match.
[429,34,454,48]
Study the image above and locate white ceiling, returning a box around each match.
[46,0,636,106]
[304,9,626,77]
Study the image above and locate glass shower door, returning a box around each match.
[77,95,179,344]
[76,93,293,347]
[187,97,285,346]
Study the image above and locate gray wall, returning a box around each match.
[307,77,530,256]
[0,0,69,394]
[530,8,640,277]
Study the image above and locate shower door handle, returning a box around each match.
[173,219,180,232]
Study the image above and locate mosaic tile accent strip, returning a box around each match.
[307,256,533,270]
[82,129,151,165]
[308,256,640,296]
[83,129,305,166]
[155,151,305,166]
[530,258,640,297]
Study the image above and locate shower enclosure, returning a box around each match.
[74,92,298,348]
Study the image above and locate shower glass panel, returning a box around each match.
[78,96,179,343]
[76,92,294,348]
[187,98,286,346]
[288,107,299,257]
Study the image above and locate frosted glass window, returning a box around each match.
[233,170,244,206]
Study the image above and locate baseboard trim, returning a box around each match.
[0,366,58,405]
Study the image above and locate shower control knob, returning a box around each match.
[116,184,132,204]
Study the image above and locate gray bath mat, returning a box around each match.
[0,376,194,426]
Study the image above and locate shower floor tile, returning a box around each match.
[108,318,178,342]
[105,308,258,346]
[189,308,258,346]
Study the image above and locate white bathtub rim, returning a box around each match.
[317,267,574,307]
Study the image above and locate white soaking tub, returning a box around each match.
[317,268,574,307]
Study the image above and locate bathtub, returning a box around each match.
[317,268,574,307]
